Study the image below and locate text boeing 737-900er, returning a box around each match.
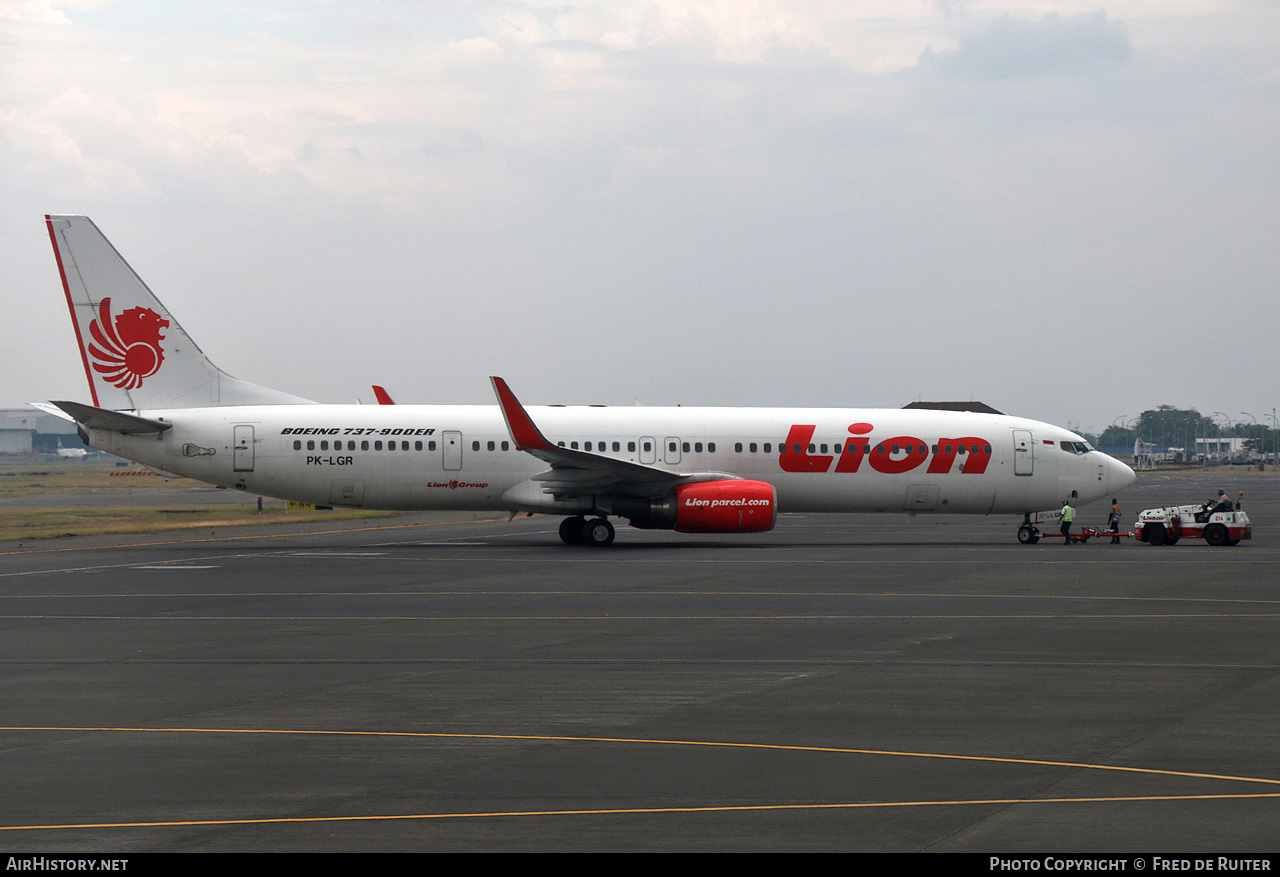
[35,215,1135,546]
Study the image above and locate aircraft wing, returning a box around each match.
[491,377,733,498]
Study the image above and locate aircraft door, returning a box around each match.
[330,479,365,507]
[233,425,255,472]
[1013,430,1034,476]
[442,431,463,470]
[904,484,939,511]
[639,436,656,465]
[664,436,682,465]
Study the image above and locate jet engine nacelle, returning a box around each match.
[621,480,777,533]
[672,480,777,532]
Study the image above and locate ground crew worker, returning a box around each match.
[1061,500,1075,545]
[1108,499,1122,544]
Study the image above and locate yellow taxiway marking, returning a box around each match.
[4,590,1280,606]
[4,726,1278,786]
[4,793,1280,832]
[2,613,1277,621]
[1,726,1278,832]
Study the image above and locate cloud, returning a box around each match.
[922,10,1133,79]
[2,2,1277,430]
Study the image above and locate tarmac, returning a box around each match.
[0,468,1276,852]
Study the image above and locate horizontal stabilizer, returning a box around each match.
[49,400,172,434]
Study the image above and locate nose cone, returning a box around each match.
[1108,455,1136,493]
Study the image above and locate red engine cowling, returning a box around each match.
[670,480,777,533]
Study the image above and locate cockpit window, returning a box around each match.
[1060,441,1093,455]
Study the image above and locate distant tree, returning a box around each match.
[1135,406,1217,449]
[1098,426,1135,449]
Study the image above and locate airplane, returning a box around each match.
[37,215,1136,547]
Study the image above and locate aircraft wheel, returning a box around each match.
[1017,524,1040,545]
[584,517,615,547]
[1145,524,1167,546]
[1204,524,1229,547]
[1225,539,1240,546]
[559,516,586,545]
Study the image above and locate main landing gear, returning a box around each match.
[559,516,615,547]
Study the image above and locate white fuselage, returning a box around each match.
[87,403,1132,516]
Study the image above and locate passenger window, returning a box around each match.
[502,441,510,451]
[612,442,620,452]
[820,444,828,453]
[487,441,496,451]
[584,442,592,451]
[375,441,383,450]
[361,440,369,451]
[708,442,716,453]
[682,442,690,453]
[428,441,437,451]
[628,442,636,452]
[471,441,478,451]
[750,443,758,453]
[763,443,771,453]
[387,441,396,451]
[571,442,579,449]
[415,441,423,451]
[293,440,301,450]
[735,442,743,453]
[307,440,315,450]
[694,442,703,453]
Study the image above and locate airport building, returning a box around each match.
[0,409,82,454]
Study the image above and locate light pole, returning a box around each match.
[1214,412,1233,463]
[1266,409,1279,464]
[1242,412,1258,464]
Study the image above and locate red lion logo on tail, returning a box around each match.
[87,297,169,390]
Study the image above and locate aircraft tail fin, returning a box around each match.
[46,215,314,410]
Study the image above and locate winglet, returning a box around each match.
[372,385,395,405]
[490,377,556,452]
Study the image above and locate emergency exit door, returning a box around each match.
[442,431,463,471]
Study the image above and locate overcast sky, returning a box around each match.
[3,1,1277,436]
